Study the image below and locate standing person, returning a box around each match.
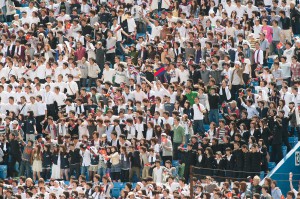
[290,1,300,35]
[19,140,33,178]
[229,61,245,99]
[31,144,42,182]
[128,146,141,182]
[172,117,185,160]
[87,58,100,88]
[51,145,61,179]
[120,146,130,182]
[152,160,165,183]
[80,144,91,181]
[89,146,99,181]
[8,133,22,177]
[107,146,120,182]
[106,30,116,64]
[35,95,47,134]
[25,111,37,142]
[271,118,283,163]
[95,42,106,78]
[192,97,206,137]
[161,133,173,164]
[208,87,220,125]
[42,144,52,180]
[60,145,69,181]
[279,10,291,43]
[69,143,81,178]
[181,143,197,182]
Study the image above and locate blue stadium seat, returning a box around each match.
[204,124,209,132]
[289,137,298,148]
[113,182,124,189]
[260,171,265,179]
[282,146,287,157]
[268,162,276,171]
[111,188,120,198]
[0,165,7,179]
[132,183,137,189]
[172,160,180,167]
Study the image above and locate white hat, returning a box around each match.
[234,61,241,66]
[209,10,215,14]
[90,146,98,154]
[161,133,167,136]
[12,120,18,125]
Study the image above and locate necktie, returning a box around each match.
[256,50,260,64]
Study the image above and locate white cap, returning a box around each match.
[234,61,241,66]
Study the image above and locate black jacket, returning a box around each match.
[233,149,244,171]
[42,151,52,167]
[189,70,201,84]
[250,152,261,172]
[129,150,141,168]
[69,148,81,164]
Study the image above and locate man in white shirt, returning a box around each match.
[245,0,258,18]
[254,42,264,66]
[144,17,163,39]
[152,160,164,183]
[235,0,246,18]
[18,96,29,116]
[4,96,19,115]
[44,85,56,118]
[192,97,206,136]
[66,74,79,100]
[0,85,8,104]
[53,87,67,110]
[224,0,236,17]
[35,95,47,133]
[80,144,91,181]
[65,98,76,116]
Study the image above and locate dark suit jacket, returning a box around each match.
[138,49,148,61]
[189,69,201,84]
[6,45,15,58]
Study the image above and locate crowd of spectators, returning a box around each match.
[0,0,299,197]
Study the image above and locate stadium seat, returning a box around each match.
[204,124,209,132]
[268,162,276,171]
[132,183,137,189]
[113,182,124,189]
[289,137,298,148]
[111,188,120,198]
[260,171,265,179]
[172,160,180,167]
[282,146,287,157]
[0,165,7,179]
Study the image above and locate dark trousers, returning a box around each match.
[106,53,115,65]
[80,78,87,88]
[193,120,205,136]
[70,163,81,179]
[271,144,283,164]
[46,104,56,118]
[111,171,121,181]
[230,85,242,100]
[88,77,97,88]
[36,115,45,134]
[173,143,181,160]
[8,156,21,177]
[120,169,129,182]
